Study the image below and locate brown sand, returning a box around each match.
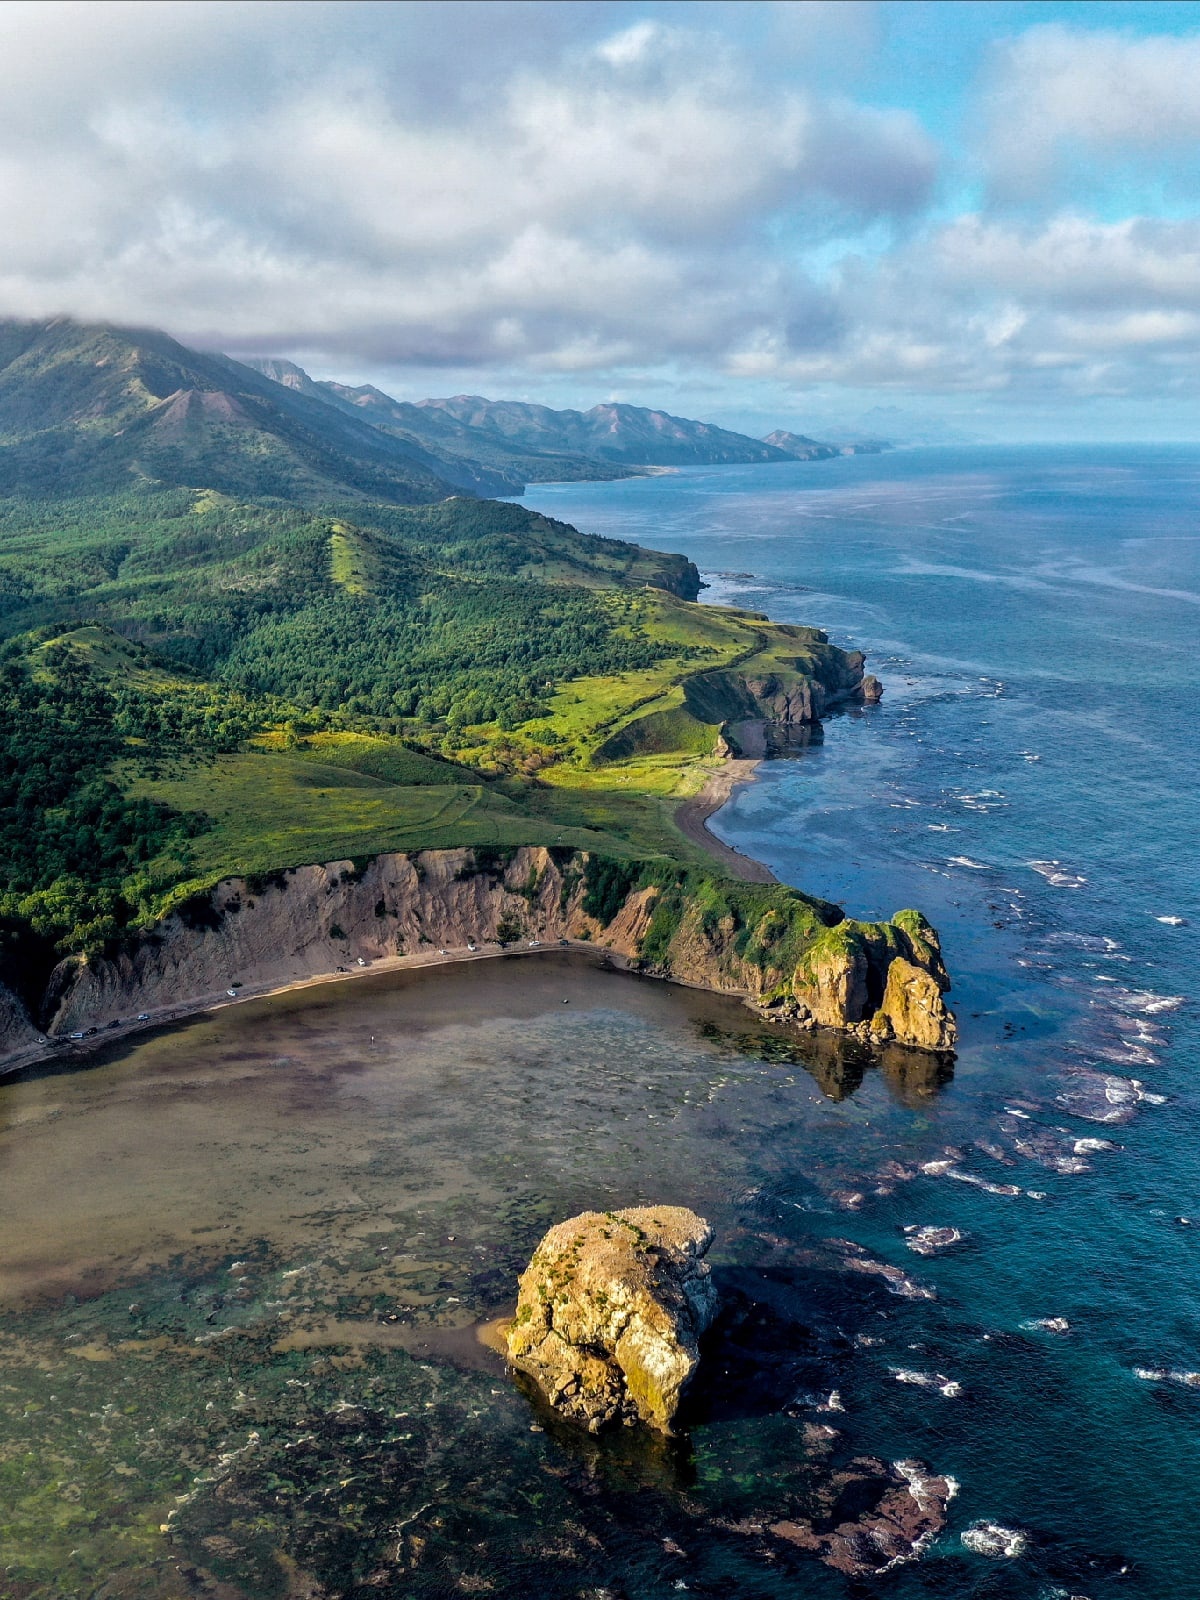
[675,759,776,884]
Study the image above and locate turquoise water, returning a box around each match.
[1,447,1196,1598]
[524,446,1200,1598]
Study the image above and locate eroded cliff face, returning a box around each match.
[0,976,40,1055]
[682,644,867,729]
[3,846,954,1062]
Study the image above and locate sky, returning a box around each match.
[3,0,1200,440]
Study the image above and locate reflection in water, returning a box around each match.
[696,1018,954,1105]
[0,953,959,1595]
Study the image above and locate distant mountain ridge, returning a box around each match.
[0,316,892,506]
[0,318,491,502]
[243,359,627,490]
[415,393,793,467]
[762,429,888,460]
[245,362,802,476]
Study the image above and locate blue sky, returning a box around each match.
[2,0,1199,439]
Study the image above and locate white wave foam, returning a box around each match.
[1020,1316,1070,1334]
[1134,1367,1200,1388]
[961,1521,1027,1558]
[1109,989,1185,1016]
[1048,931,1121,952]
[1156,915,1188,926]
[903,1225,965,1256]
[1027,860,1087,888]
[891,1368,963,1398]
[948,855,990,869]
[1095,1044,1159,1068]
[944,1168,1022,1196]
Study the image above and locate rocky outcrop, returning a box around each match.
[1,846,955,1066]
[872,957,954,1052]
[763,1457,957,1575]
[0,974,39,1056]
[682,648,867,730]
[791,911,956,1053]
[506,1206,717,1433]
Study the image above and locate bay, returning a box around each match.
[0,445,1196,1597]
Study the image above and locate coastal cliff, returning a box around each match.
[1,846,955,1063]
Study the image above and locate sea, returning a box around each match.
[1,445,1197,1598]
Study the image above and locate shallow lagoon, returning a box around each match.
[3,445,1199,1598]
[1,954,960,1597]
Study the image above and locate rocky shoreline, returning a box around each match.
[0,831,955,1077]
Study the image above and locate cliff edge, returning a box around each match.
[0,846,954,1065]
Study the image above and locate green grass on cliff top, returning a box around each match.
[125,589,778,893]
[126,749,721,892]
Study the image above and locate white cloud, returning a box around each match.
[981,24,1200,199]
[730,211,1200,401]
[0,1,1197,426]
[0,0,933,373]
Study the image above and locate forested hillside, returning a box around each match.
[0,318,865,1003]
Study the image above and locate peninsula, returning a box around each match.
[0,317,952,1067]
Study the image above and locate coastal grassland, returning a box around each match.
[121,751,708,900]
[0,485,859,973]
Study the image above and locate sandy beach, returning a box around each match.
[0,938,610,1082]
[674,757,776,884]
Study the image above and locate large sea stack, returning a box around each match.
[506,1206,718,1433]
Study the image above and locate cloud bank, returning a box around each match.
[0,1,1197,430]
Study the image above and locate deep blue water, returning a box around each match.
[2,448,1197,1598]
[522,446,1200,1598]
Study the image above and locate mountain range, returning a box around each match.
[0,316,886,504]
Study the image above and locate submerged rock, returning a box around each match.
[903,1224,965,1257]
[767,1456,957,1575]
[962,1519,1027,1558]
[506,1206,717,1433]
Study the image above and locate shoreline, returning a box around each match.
[675,757,776,885]
[0,940,620,1084]
[0,751,779,1086]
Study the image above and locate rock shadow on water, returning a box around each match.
[696,1016,954,1104]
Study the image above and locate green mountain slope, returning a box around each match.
[245,358,629,488]
[0,318,521,502]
